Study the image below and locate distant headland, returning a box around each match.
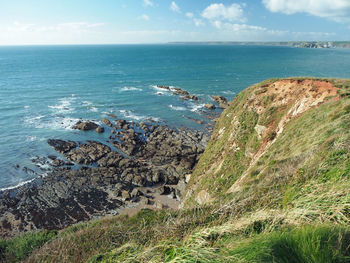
[168,41,350,48]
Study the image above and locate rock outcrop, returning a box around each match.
[0,120,209,237]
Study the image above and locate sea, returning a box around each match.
[1,44,350,189]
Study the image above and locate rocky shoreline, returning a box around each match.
[0,87,231,238]
[0,118,210,237]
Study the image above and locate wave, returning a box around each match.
[89,107,98,112]
[24,115,81,130]
[119,110,146,121]
[120,86,142,92]
[26,136,37,142]
[190,103,205,112]
[48,97,76,114]
[0,172,50,192]
[0,178,36,191]
[150,85,173,91]
[222,90,236,95]
[119,110,160,122]
[82,101,93,106]
[169,105,187,111]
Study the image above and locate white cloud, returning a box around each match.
[186,12,194,18]
[262,0,350,22]
[139,14,150,21]
[7,22,36,32]
[143,0,153,7]
[57,22,105,30]
[170,1,180,13]
[7,21,105,33]
[202,3,246,22]
[212,20,222,29]
[221,23,267,32]
[194,18,205,27]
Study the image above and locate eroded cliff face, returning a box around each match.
[183,78,350,215]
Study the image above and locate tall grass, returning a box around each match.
[229,225,350,263]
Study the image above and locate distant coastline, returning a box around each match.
[168,41,350,49]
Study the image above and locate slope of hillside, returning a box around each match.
[1,78,349,263]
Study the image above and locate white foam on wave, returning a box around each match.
[26,136,37,142]
[48,97,76,114]
[82,101,93,106]
[222,90,236,95]
[0,178,36,191]
[0,173,49,191]
[169,105,187,111]
[120,86,142,92]
[24,115,81,130]
[119,110,145,121]
[47,116,81,130]
[119,110,161,122]
[81,101,99,112]
[150,85,171,91]
[89,107,98,112]
[190,103,205,112]
[24,115,45,125]
[24,105,30,109]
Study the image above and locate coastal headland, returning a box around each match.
[1,78,350,263]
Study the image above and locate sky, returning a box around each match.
[0,0,350,45]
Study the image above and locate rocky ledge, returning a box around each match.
[0,119,209,237]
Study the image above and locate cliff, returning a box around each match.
[1,78,349,263]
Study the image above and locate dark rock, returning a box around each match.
[121,190,131,200]
[65,141,111,165]
[204,103,216,110]
[212,96,230,109]
[96,126,105,133]
[48,155,57,160]
[156,85,170,90]
[101,118,113,127]
[73,121,99,131]
[107,114,117,119]
[131,188,142,198]
[47,139,77,154]
[183,95,198,100]
[1,120,211,238]
[139,196,150,205]
[172,88,189,96]
[156,186,172,195]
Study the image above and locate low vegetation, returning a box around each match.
[1,78,349,263]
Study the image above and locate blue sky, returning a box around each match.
[0,0,350,45]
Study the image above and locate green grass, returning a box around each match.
[0,230,57,263]
[86,225,350,263]
[228,225,350,263]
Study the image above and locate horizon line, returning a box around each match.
[0,40,349,47]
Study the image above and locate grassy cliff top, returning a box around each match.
[1,78,350,263]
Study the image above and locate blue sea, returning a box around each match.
[1,44,350,189]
